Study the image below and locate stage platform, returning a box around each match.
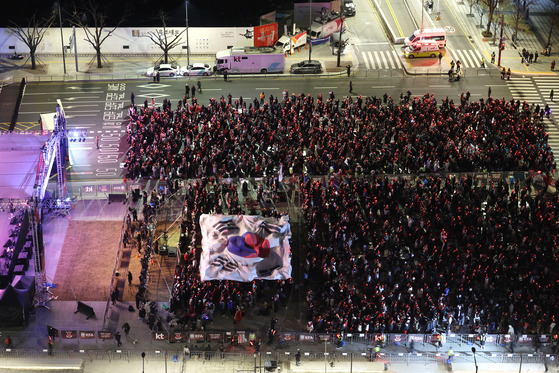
[0,133,51,199]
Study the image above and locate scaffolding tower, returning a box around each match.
[31,99,68,309]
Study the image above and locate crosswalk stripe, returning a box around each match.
[362,52,371,70]
[457,50,475,68]
[392,51,403,68]
[385,51,396,69]
[374,52,382,69]
[359,50,407,70]
[467,50,481,68]
[379,51,388,69]
[368,51,375,69]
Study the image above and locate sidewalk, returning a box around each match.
[0,191,557,373]
[0,43,353,86]
[435,0,558,76]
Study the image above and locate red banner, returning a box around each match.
[281,332,296,341]
[98,331,114,340]
[61,330,77,339]
[317,334,332,341]
[169,332,187,343]
[79,331,96,339]
[207,332,224,342]
[254,23,278,47]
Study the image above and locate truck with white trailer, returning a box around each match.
[214,46,285,74]
[276,30,307,55]
[308,10,344,44]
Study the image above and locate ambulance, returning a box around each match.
[404,28,447,48]
[403,41,441,58]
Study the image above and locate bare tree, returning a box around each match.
[466,0,477,16]
[8,13,54,70]
[481,0,501,37]
[70,0,126,68]
[508,0,533,44]
[543,0,559,47]
[145,12,186,65]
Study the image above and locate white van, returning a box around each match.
[404,28,447,48]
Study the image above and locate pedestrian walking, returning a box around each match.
[349,80,353,93]
[185,83,190,98]
[552,60,556,71]
[111,287,119,305]
[156,71,160,83]
[507,68,511,80]
[130,92,135,106]
[115,331,122,347]
[551,89,555,101]
[153,72,156,83]
[409,338,415,353]
[223,70,228,82]
[466,90,470,101]
[491,51,495,64]
[197,80,202,93]
[128,271,133,286]
[438,53,443,64]
[4,335,13,349]
[191,85,196,98]
[260,91,265,104]
[450,60,455,70]
[501,67,505,79]
[122,322,130,336]
[488,86,491,97]
[296,350,301,366]
[529,52,534,64]
[374,345,381,361]
[135,291,142,309]
[456,60,461,73]
[48,337,54,356]
[535,51,539,63]
[95,136,99,150]
[346,64,351,77]
[481,57,486,68]
[448,346,454,360]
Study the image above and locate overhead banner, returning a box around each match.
[199,214,292,282]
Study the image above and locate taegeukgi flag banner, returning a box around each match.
[199,214,292,282]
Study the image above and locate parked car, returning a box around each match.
[181,63,213,76]
[290,60,322,74]
[146,63,180,77]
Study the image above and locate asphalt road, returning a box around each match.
[18,73,509,182]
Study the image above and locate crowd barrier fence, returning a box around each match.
[0,348,556,367]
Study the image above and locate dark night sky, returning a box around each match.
[2,0,296,27]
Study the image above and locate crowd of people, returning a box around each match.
[168,181,291,331]
[124,90,558,339]
[301,175,559,336]
[124,91,554,182]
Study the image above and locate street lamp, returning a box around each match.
[471,347,478,373]
[185,1,190,67]
[55,2,67,74]
[308,0,313,62]
[141,351,146,373]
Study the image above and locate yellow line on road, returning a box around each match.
[443,0,478,51]
[385,0,405,37]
